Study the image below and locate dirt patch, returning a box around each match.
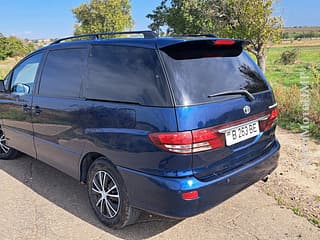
[257,127,320,227]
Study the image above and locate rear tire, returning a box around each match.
[87,157,140,229]
[0,129,19,160]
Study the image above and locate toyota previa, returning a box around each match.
[0,31,280,228]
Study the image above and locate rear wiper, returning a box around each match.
[208,90,255,101]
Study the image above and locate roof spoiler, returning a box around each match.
[160,39,251,60]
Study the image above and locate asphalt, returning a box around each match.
[0,155,319,240]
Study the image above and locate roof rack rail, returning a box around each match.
[50,30,158,45]
[183,34,217,38]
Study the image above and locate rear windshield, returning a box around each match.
[161,43,269,106]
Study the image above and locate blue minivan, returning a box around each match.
[0,31,280,228]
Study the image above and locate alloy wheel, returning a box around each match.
[91,170,120,218]
[0,130,10,154]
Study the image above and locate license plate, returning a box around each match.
[224,121,259,146]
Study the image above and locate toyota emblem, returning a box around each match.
[243,106,251,115]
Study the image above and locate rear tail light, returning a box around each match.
[259,108,278,131]
[148,131,193,154]
[192,129,225,153]
[148,128,225,154]
[149,107,278,154]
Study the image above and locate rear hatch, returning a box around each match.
[159,38,278,181]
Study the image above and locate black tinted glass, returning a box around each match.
[161,50,269,106]
[86,45,171,107]
[39,48,87,98]
[161,40,243,60]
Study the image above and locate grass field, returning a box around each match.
[265,40,320,139]
[266,44,320,86]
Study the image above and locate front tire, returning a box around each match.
[0,129,19,160]
[87,157,140,229]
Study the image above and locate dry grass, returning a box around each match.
[283,26,320,33]
[0,57,19,79]
[273,83,320,138]
[271,39,320,48]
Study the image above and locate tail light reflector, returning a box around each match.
[182,191,199,200]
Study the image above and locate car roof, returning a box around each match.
[33,31,222,52]
[32,31,248,55]
[37,36,221,52]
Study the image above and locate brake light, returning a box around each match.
[213,39,235,46]
[148,131,192,154]
[259,108,278,131]
[148,128,225,154]
[192,129,225,152]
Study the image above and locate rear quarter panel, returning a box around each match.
[80,101,193,178]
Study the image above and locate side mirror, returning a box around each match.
[12,83,30,94]
[0,80,5,92]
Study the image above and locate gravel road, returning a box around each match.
[0,128,319,240]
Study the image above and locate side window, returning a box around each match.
[86,45,172,107]
[39,48,87,98]
[4,71,12,90]
[11,53,43,95]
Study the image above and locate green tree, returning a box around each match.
[72,0,134,35]
[0,35,34,60]
[147,0,214,35]
[147,0,283,73]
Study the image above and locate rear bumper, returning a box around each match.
[118,140,280,218]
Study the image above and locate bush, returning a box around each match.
[309,64,320,88]
[280,49,299,65]
[0,35,35,61]
[273,83,320,139]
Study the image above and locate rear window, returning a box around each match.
[39,48,87,98]
[85,45,172,107]
[161,41,269,106]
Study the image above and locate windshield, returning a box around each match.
[161,49,269,106]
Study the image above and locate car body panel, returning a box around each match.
[79,100,193,178]
[0,93,36,157]
[174,91,277,180]
[175,91,274,131]
[0,52,45,157]
[32,96,87,179]
[119,140,279,218]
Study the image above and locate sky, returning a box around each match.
[0,0,319,39]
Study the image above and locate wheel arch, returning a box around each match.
[79,152,104,183]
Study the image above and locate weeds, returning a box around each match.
[280,49,299,65]
[274,195,288,206]
[308,217,320,227]
[292,207,304,217]
[273,80,320,139]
